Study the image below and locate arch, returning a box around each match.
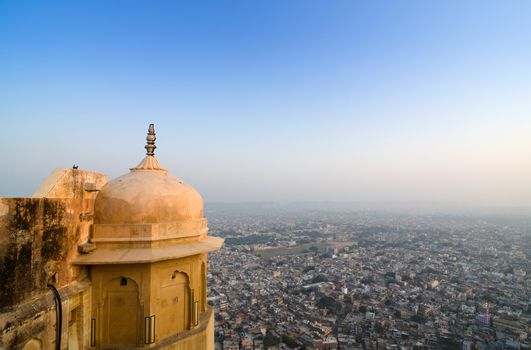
[68,307,81,350]
[158,270,191,339]
[201,261,207,312]
[102,277,141,346]
[22,339,42,350]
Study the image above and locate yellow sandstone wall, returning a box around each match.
[1,167,216,350]
[0,169,106,349]
[89,254,210,347]
[152,308,215,350]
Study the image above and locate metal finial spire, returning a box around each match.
[130,123,166,171]
[145,124,156,156]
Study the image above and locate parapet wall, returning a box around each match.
[0,168,106,311]
[32,167,107,199]
[0,197,86,311]
[0,168,106,349]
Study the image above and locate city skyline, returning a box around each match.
[1,1,530,207]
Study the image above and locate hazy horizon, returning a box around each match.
[1,1,530,207]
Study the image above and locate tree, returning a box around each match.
[317,295,343,314]
[303,266,315,273]
[311,275,327,283]
[263,331,280,348]
[281,335,299,348]
[410,314,423,323]
[375,322,384,334]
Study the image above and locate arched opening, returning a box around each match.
[47,272,57,286]
[103,277,141,346]
[68,307,80,350]
[22,339,42,350]
[158,271,190,339]
[201,262,207,312]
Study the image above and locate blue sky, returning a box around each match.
[1,1,530,206]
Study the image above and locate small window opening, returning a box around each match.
[47,272,57,286]
[120,277,128,286]
[70,309,78,325]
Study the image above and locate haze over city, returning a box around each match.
[1,1,530,208]
[1,3,531,350]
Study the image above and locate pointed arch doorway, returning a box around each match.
[159,271,190,338]
[103,277,141,346]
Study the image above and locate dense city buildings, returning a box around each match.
[1,138,529,350]
[206,205,530,349]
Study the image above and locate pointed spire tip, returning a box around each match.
[145,123,156,156]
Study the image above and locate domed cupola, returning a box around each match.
[94,124,204,225]
[73,124,223,264]
[71,124,223,349]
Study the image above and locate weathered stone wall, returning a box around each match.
[0,169,106,349]
[152,308,215,350]
[32,168,107,199]
[0,198,78,310]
